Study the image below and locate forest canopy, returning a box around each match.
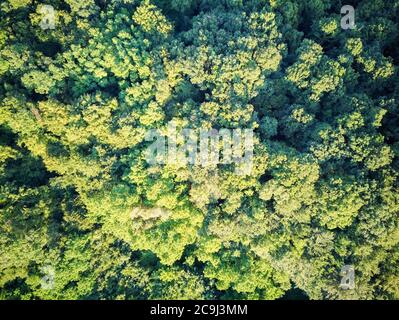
[0,0,398,300]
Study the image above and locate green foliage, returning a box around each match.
[0,0,398,300]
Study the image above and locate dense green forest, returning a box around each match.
[0,0,398,300]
